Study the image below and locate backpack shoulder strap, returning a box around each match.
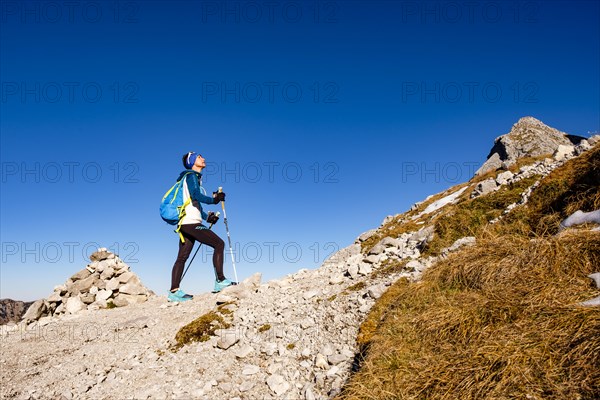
[175,172,194,243]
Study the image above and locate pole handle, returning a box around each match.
[218,187,225,211]
[209,211,221,228]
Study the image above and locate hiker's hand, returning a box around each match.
[207,212,219,224]
[213,191,226,203]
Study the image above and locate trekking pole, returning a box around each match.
[181,212,220,282]
[219,187,239,283]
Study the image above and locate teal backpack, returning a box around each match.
[160,173,193,240]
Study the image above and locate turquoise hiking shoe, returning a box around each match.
[168,289,193,302]
[213,278,236,293]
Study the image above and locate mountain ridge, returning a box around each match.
[1,117,598,399]
[0,299,33,325]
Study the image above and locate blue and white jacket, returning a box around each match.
[178,170,215,225]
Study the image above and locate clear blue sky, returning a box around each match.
[1,1,599,301]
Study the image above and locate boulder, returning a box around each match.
[553,144,575,160]
[22,300,45,321]
[106,278,120,291]
[242,365,261,375]
[53,285,67,295]
[495,170,514,185]
[90,249,112,262]
[110,295,128,307]
[472,178,498,198]
[558,209,600,232]
[368,244,385,255]
[266,374,290,396]
[95,279,106,290]
[477,152,502,175]
[406,260,423,272]
[575,139,592,154]
[356,229,377,243]
[70,269,91,282]
[235,345,255,359]
[328,353,349,365]
[363,255,380,264]
[80,293,96,304]
[65,297,85,314]
[114,261,130,274]
[314,353,329,369]
[96,259,113,273]
[579,295,600,307]
[409,226,434,246]
[118,282,147,296]
[358,263,372,276]
[47,291,63,303]
[304,385,317,400]
[380,237,402,248]
[367,284,386,299]
[100,267,115,280]
[381,215,395,226]
[71,274,99,294]
[96,289,113,302]
[118,272,135,284]
[93,299,108,309]
[588,273,600,289]
[215,293,236,304]
[346,265,359,279]
[217,333,239,350]
[65,280,74,293]
[112,294,147,307]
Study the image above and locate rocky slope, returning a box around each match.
[1,117,598,400]
[1,242,421,400]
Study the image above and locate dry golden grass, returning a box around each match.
[339,145,600,400]
[357,277,410,347]
[339,231,600,400]
[505,144,600,235]
[423,177,539,255]
[371,258,409,279]
[345,282,367,293]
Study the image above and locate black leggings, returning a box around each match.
[170,224,225,291]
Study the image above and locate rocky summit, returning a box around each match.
[475,116,592,176]
[1,118,598,400]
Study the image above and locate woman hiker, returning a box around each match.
[168,151,235,302]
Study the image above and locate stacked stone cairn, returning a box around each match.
[21,248,154,323]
